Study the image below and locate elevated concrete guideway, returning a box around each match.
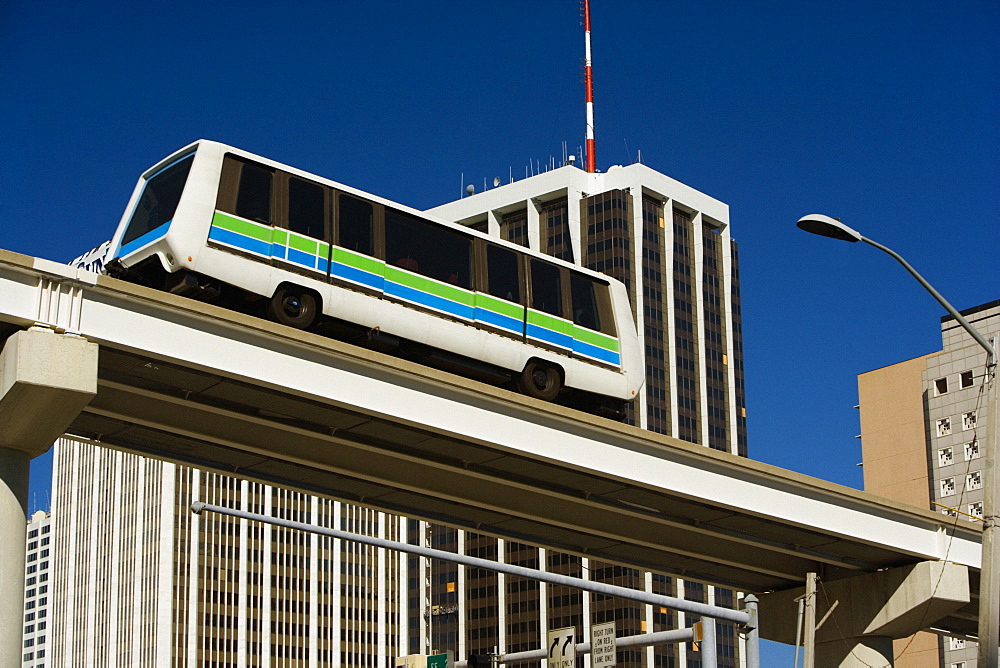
[0,250,984,643]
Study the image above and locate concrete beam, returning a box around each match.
[758,561,969,666]
[0,327,97,668]
[0,327,98,456]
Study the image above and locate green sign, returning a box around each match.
[427,653,450,668]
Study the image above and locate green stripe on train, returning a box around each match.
[474,293,524,320]
[526,310,575,336]
[573,326,619,352]
[333,247,384,275]
[212,212,272,244]
[385,266,474,307]
[287,233,317,255]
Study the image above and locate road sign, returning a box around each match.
[427,653,450,668]
[591,621,616,668]
[547,626,576,668]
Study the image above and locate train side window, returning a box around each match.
[287,177,325,240]
[529,259,563,317]
[385,210,471,289]
[235,163,272,225]
[338,194,374,256]
[485,245,520,303]
[570,273,601,331]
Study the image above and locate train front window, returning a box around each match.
[121,154,194,247]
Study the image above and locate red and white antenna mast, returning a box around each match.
[583,0,597,172]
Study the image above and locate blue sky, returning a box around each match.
[2,1,998,662]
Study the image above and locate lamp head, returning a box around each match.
[796,214,863,243]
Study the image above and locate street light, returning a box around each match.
[797,213,999,666]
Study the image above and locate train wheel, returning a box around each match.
[268,286,318,329]
[517,360,562,401]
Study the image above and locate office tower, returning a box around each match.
[22,510,52,668]
[428,164,746,452]
[859,299,998,667]
[47,436,407,667]
[417,162,746,666]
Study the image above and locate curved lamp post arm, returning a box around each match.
[796,214,995,366]
[859,235,996,367]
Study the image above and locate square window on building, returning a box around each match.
[938,447,954,467]
[935,377,949,395]
[965,440,981,460]
[968,502,984,520]
[939,477,956,497]
[936,417,952,437]
[960,370,974,389]
[962,411,977,430]
[949,637,966,650]
[967,471,983,491]
[941,507,958,518]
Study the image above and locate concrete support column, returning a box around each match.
[0,448,29,668]
[758,561,970,668]
[0,327,98,668]
[815,635,893,668]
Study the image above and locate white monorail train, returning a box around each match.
[91,140,643,406]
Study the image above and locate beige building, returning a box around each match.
[859,299,998,667]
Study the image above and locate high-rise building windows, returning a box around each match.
[540,197,573,262]
[500,209,528,247]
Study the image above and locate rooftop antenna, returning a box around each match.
[583,0,597,172]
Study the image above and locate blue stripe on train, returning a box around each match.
[331,261,384,291]
[386,281,474,320]
[208,226,271,257]
[572,339,621,365]
[286,247,318,271]
[120,221,171,257]
[526,324,574,350]
[474,307,524,335]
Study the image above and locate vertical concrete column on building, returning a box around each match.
[377,509,387,668]
[487,209,501,239]
[537,548,547,643]
[566,188,584,270]
[662,198,681,438]
[527,198,542,252]
[457,530,466,662]
[307,494,320,668]
[188,469,203,668]
[628,186,648,430]
[0,327,97,668]
[496,538,506,657]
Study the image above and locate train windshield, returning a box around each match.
[120,153,195,250]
